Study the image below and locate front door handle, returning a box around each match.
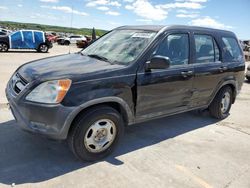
[181,71,194,78]
[218,66,228,72]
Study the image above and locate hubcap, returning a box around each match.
[221,92,231,113]
[84,119,117,153]
[0,43,8,52]
[40,45,48,52]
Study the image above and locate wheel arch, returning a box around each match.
[64,97,134,139]
[210,80,237,105]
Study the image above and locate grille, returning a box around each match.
[11,73,28,94]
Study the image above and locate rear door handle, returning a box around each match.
[218,66,228,72]
[181,71,194,78]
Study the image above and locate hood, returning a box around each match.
[18,53,124,82]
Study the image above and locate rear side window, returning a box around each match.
[23,31,33,42]
[34,32,44,44]
[154,33,189,66]
[194,35,220,64]
[222,37,242,62]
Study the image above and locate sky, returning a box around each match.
[0,0,249,39]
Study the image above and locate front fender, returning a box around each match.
[60,96,135,139]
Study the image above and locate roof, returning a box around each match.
[19,29,44,33]
[116,25,235,36]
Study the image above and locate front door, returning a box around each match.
[9,31,23,49]
[136,32,194,121]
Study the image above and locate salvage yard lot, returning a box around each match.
[0,46,250,188]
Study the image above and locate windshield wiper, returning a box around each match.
[87,54,110,63]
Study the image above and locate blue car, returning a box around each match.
[0,30,52,52]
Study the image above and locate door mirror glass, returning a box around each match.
[146,55,170,70]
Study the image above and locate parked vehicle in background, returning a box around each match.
[246,64,250,81]
[243,41,250,52]
[6,25,245,161]
[46,33,58,43]
[76,36,91,48]
[0,30,52,52]
[56,37,65,45]
[0,31,7,36]
[0,28,12,35]
[58,35,87,45]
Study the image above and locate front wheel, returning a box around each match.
[0,42,9,52]
[37,44,49,53]
[67,106,124,161]
[209,86,232,119]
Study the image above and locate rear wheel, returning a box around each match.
[38,44,49,53]
[209,86,232,119]
[67,106,124,161]
[0,42,9,52]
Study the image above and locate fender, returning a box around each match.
[60,96,135,139]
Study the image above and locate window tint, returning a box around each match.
[154,33,189,66]
[194,35,220,63]
[222,37,242,62]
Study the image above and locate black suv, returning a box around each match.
[6,25,245,161]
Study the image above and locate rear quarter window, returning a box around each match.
[34,32,44,44]
[222,37,243,62]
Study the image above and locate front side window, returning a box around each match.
[11,31,22,41]
[222,37,243,62]
[194,35,220,64]
[153,33,189,66]
[82,30,156,65]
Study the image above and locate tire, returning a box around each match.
[67,106,124,161]
[37,44,49,53]
[64,40,70,45]
[209,86,233,119]
[246,76,250,81]
[0,42,9,52]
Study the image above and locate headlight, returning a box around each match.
[26,79,72,104]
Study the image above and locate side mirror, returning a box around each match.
[146,55,170,71]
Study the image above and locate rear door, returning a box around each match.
[34,31,45,48]
[136,32,194,120]
[22,31,35,49]
[191,33,227,107]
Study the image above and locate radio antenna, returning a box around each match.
[68,4,74,54]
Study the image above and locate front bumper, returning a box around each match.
[5,81,75,140]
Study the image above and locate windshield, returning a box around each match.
[82,29,156,65]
